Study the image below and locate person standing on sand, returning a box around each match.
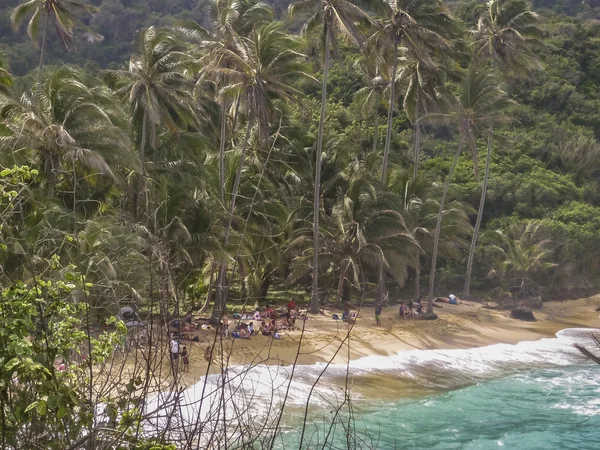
[170,335,179,371]
[375,303,383,326]
[181,345,189,372]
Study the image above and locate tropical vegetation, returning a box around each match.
[2,0,600,446]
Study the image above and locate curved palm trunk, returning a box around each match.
[212,105,254,320]
[427,139,463,313]
[372,106,378,154]
[310,30,331,315]
[219,98,227,204]
[413,88,422,178]
[463,126,493,298]
[381,41,399,183]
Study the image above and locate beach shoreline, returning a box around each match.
[176,294,600,386]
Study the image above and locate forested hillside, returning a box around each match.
[3,0,600,447]
[1,0,600,308]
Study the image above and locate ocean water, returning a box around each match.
[276,328,600,449]
[145,328,600,449]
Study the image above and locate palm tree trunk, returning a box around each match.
[135,110,148,219]
[35,9,50,98]
[381,40,399,183]
[377,259,385,304]
[199,261,216,313]
[212,104,254,320]
[335,262,349,308]
[427,139,463,313]
[231,94,241,142]
[310,29,331,315]
[414,266,421,299]
[413,88,422,178]
[372,109,378,154]
[219,98,227,204]
[463,126,493,299]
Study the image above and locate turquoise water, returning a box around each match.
[150,328,600,448]
[274,329,600,449]
[351,366,600,449]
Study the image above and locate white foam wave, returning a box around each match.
[143,328,600,443]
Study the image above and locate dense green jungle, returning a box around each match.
[1,0,600,447]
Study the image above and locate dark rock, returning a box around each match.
[420,312,438,320]
[511,306,536,321]
[595,306,600,312]
[434,298,445,303]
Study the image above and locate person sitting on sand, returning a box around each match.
[248,322,255,335]
[399,302,407,319]
[259,321,270,336]
[414,298,423,315]
[265,306,275,319]
[254,310,261,320]
[203,346,213,361]
[449,294,458,305]
[233,326,250,339]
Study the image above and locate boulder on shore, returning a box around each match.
[511,306,536,321]
[420,312,438,321]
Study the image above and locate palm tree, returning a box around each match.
[463,0,541,297]
[205,21,311,317]
[376,0,453,184]
[386,169,473,299]
[180,0,273,204]
[289,0,378,313]
[426,68,510,314]
[0,54,12,98]
[353,57,388,156]
[485,222,556,299]
[106,27,197,219]
[0,66,129,198]
[11,0,99,87]
[472,0,542,76]
[288,172,419,308]
[398,57,453,178]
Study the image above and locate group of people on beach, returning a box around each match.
[169,336,190,372]
[220,300,301,340]
[168,299,304,371]
[398,298,425,319]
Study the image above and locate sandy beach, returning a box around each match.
[173,294,600,386]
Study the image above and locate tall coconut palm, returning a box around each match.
[485,222,556,299]
[353,57,388,155]
[206,21,312,318]
[386,169,473,299]
[399,57,453,178]
[376,0,453,184]
[106,27,197,219]
[180,0,273,204]
[0,66,129,198]
[289,0,379,314]
[426,68,511,313]
[11,0,99,87]
[463,0,541,298]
